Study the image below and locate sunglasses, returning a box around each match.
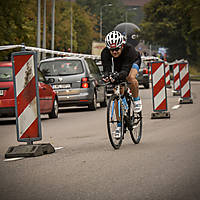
[110,47,121,52]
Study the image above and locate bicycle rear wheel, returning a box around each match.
[128,97,142,144]
[107,94,124,149]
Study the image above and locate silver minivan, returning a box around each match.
[39,57,107,110]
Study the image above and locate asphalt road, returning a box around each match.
[0,82,200,200]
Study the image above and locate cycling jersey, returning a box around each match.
[101,43,141,80]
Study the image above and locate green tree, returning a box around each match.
[73,3,98,53]
[48,1,98,53]
[76,0,126,40]
[0,0,37,60]
[0,0,99,59]
[140,0,200,65]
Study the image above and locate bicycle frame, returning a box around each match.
[110,83,128,133]
[106,73,142,149]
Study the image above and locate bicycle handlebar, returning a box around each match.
[102,72,124,85]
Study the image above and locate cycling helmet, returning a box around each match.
[105,31,126,49]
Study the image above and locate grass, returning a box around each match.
[189,65,200,81]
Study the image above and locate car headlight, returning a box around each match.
[52,85,60,89]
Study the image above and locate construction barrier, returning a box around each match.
[150,61,170,119]
[5,51,54,158]
[165,62,171,88]
[178,62,193,104]
[12,51,42,142]
[172,63,181,96]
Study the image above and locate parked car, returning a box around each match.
[0,61,58,118]
[94,59,114,95]
[39,57,107,110]
[136,61,150,89]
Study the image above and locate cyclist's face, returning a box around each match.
[110,46,123,58]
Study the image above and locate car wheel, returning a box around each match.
[49,98,59,118]
[100,90,107,107]
[144,83,149,89]
[88,92,97,111]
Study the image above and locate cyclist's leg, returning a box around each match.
[114,85,125,122]
[113,85,126,139]
[126,65,142,112]
[126,68,139,98]
[114,99,120,122]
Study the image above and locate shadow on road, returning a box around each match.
[0,118,16,125]
[59,106,96,113]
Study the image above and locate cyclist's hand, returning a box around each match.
[102,74,109,82]
[103,77,109,82]
[111,72,120,83]
[110,76,115,83]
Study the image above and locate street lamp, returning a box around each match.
[125,7,137,37]
[100,3,112,42]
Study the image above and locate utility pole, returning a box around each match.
[42,0,46,59]
[70,0,73,52]
[51,0,55,57]
[37,0,41,62]
[100,4,112,42]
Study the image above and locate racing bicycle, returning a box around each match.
[105,72,142,149]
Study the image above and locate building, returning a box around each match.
[121,0,152,7]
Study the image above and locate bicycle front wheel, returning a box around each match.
[107,94,124,149]
[128,97,142,144]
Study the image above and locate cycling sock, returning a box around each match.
[134,96,140,101]
[117,122,122,127]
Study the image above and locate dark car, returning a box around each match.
[39,57,107,110]
[94,59,114,95]
[95,59,103,73]
[0,61,58,118]
[136,60,150,89]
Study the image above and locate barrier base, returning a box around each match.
[166,84,172,88]
[151,111,170,119]
[5,143,55,158]
[172,90,180,96]
[179,97,193,104]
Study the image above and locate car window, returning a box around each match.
[98,65,103,73]
[0,67,13,82]
[86,59,101,75]
[38,70,45,82]
[40,60,83,76]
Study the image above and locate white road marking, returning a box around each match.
[54,147,64,150]
[4,157,24,162]
[172,105,181,110]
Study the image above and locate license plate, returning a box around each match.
[62,84,71,89]
[0,90,3,96]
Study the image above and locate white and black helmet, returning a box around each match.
[105,31,126,49]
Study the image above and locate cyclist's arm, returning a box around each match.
[119,47,141,80]
[101,48,112,76]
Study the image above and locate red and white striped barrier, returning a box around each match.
[150,62,170,119]
[178,62,193,104]
[5,51,54,158]
[172,63,180,96]
[148,62,152,81]
[12,51,42,142]
[165,62,171,88]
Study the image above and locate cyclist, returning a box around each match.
[101,30,142,138]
